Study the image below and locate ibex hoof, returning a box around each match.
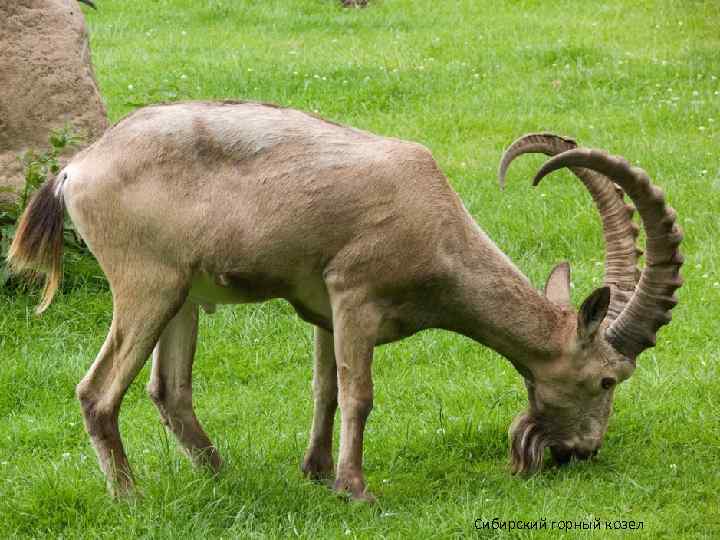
[192,448,223,474]
[301,452,334,482]
[333,475,376,503]
[107,476,137,500]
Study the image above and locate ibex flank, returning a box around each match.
[8,102,683,501]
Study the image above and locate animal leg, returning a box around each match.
[147,300,222,472]
[76,282,186,497]
[302,326,338,481]
[331,301,379,502]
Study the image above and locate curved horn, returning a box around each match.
[498,132,578,190]
[498,133,641,321]
[534,148,683,359]
[77,0,97,9]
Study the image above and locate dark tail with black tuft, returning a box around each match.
[8,176,66,313]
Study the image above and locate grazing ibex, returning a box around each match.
[9,102,683,501]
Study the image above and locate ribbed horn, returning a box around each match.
[77,0,97,9]
[498,133,640,321]
[498,132,578,190]
[533,148,683,359]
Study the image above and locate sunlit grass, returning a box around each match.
[1,0,718,538]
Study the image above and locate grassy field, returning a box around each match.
[1,0,719,537]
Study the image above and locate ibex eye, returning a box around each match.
[601,377,616,390]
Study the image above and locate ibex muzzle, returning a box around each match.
[8,103,682,500]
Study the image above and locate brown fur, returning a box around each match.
[7,102,680,500]
[8,176,65,313]
[509,412,549,475]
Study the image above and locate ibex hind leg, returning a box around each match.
[76,274,188,497]
[147,300,222,472]
[302,326,338,481]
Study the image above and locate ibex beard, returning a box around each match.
[509,403,610,475]
[508,412,545,474]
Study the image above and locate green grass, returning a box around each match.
[1,0,719,537]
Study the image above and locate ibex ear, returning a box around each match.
[577,287,611,341]
[544,262,571,307]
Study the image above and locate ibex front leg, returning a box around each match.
[302,326,338,481]
[147,300,222,472]
[331,302,379,502]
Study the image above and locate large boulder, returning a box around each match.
[0,0,107,201]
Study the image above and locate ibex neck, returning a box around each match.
[441,226,566,367]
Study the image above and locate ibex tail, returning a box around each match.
[8,175,66,314]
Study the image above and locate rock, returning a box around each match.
[0,0,107,201]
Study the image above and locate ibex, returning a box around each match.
[9,102,683,501]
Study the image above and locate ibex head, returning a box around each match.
[499,134,683,473]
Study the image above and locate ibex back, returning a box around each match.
[9,102,683,501]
